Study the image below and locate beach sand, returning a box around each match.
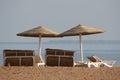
[0,66,120,80]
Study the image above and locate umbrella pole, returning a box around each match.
[39,35,44,62]
[79,34,83,62]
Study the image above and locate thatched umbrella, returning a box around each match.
[59,24,105,62]
[17,26,59,62]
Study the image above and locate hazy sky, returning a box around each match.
[0,0,120,42]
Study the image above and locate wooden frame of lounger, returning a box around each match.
[3,49,35,66]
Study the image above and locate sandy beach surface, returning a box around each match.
[0,66,120,80]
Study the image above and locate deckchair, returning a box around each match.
[87,56,116,67]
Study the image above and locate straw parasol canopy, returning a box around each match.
[17,26,60,62]
[59,24,105,62]
[17,26,59,37]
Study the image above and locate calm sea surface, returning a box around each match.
[0,40,120,66]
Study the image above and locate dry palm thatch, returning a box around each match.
[60,24,105,36]
[17,26,59,37]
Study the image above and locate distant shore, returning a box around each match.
[1,39,120,43]
[0,66,120,80]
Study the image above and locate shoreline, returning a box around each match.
[0,66,120,80]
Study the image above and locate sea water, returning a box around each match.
[0,40,120,66]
